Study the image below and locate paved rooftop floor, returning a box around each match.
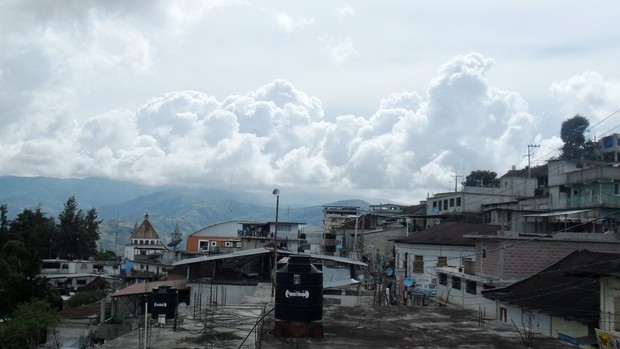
[100,283,578,349]
[261,304,577,349]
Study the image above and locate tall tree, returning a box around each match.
[9,208,55,260]
[559,114,597,160]
[0,204,9,249]
[55,196,101,259]
[464,170,499,187]
[78,208,101,259]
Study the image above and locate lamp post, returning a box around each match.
[272,188,280,297]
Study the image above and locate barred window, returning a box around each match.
[452,276,461,290]
[439,273,447,285]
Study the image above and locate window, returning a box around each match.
[413,255,424,273]
[76,279,87,285]
[449,198,455,207]
[443,200,448,210]
[466,280,477,294]
[439,273,447,285]
[456,197,462,206]
[437,256,448,267]
[452,276,461,290]
[615,183,619,195]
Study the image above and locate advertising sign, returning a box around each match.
[596,329,620,349]
[410,280,437,297]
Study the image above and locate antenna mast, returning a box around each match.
[450,174,463,192]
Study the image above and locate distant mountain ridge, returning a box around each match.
[0,176,370,253]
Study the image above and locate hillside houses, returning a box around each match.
[390,157,620,347]
[25,139,620,348]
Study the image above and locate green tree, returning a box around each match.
[0,206,61,318]
[464,170,499,187]
[0,204,9,251]
[67,290,106,308]
[55,196,101,259]
[0,239,62,318]
[559,114,597,160]
[9,208,56,260]
[0,300,59,349]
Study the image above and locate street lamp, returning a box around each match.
[272,188,280,297]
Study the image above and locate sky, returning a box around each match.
[2,1,620,205]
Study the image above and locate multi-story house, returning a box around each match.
[322,205,359,256]
[434,160,620,339]
[185,220,307,254]
[599,133,620,162]
[426,186,520,227]
[394,222,500,312]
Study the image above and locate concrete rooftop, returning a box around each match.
[101,283,576,348]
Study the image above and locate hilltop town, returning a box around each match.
[2,126,620,348]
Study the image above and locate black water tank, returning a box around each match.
[151,285,178,319]
[275,255,323,322]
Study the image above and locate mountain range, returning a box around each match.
[0,176,370,254]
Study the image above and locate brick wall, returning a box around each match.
[476,239,620,279]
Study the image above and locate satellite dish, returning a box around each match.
[385,267,394,276]
[404,277,414,287]
[167,239,182,247]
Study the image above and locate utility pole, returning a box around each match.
[450,174,463,192]
[526,144,540,178]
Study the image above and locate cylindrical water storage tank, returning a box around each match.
[151,285,178,320]
[275,255,323,322]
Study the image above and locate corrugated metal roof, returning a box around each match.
[111,279,187,297]
[305,253,367,266]
[172,247,367,267]
[523,209,590,217]
[172,247,272,266]
[278,252,367,267]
